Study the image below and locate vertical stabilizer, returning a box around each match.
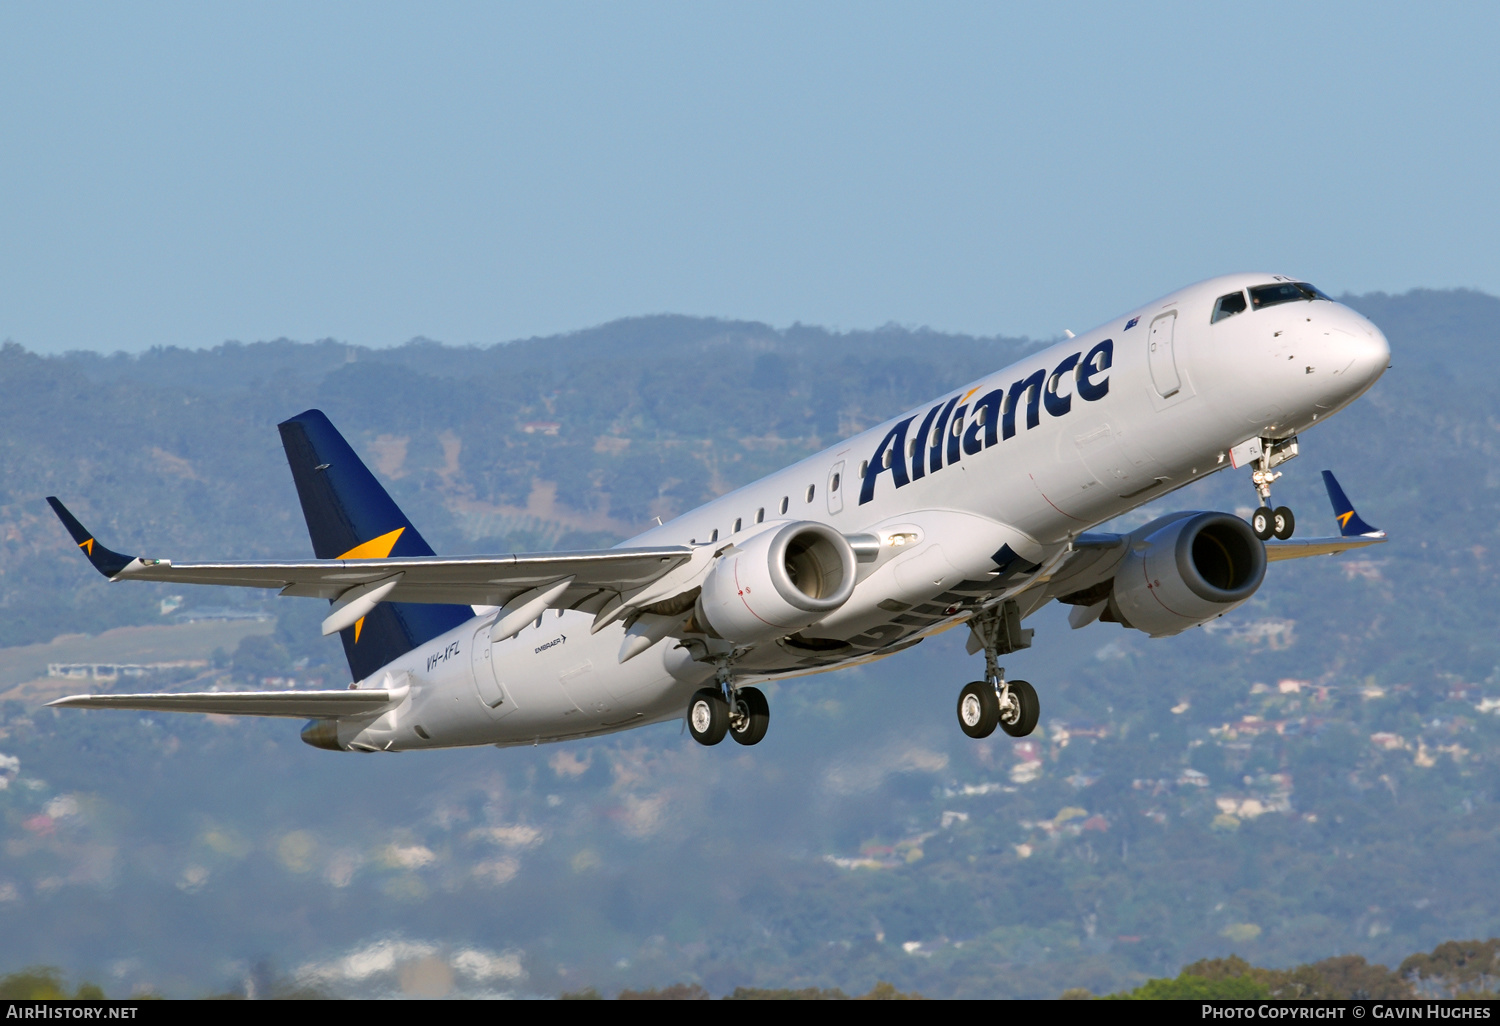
[278,410,473,681]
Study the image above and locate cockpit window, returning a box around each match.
[1249,282,1331,310]
[1211,291,1247,323]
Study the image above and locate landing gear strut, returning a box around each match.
[1242,436,1298,541]
[958,600,1040,739]
[687,659,769,747]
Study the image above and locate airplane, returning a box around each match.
[44,273,1390,752]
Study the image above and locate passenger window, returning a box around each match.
[756,507,765,523]
[831,473,841,493]
[779,497,789,515]
[859,460,869,478]
[711,528,719,542]
[1212,291,1247,323]
[733,518,742,533]
[805,485,815,502]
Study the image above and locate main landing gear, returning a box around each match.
[1242,436,1299,541]
[957,600,1040,739]
[687,662,769,747]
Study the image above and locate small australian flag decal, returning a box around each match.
[1124,316,1139,330]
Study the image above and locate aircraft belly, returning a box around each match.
[806,511,1044,645]
[346,612,689,750]
[480,613,688,743]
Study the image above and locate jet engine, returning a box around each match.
[1110,512,1266,637]
[695,521,857,645]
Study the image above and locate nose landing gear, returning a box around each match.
[1238,436,1299,541]
[957,600,1040,739]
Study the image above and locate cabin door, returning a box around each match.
[1147,312,1182,398]
[470,627,516,719]
[827,461,845,515]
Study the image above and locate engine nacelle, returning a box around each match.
[1111,512,1266,637]
[696,521,857,645]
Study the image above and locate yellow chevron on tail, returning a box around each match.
[336,527,405,561]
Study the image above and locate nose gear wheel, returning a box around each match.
[1272,506,1295,540]
[1251,506,1274,541]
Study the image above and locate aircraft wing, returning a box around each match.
[1040,468,1385,601]
[1265,470,1386,561]
[47,689,399,718]
[46,497,692,610]
[1264,535,1384,560]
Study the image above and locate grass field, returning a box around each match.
[0,619,276,705]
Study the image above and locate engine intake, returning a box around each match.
[1111,512,1266,637]
[696,521,857,644]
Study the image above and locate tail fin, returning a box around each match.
[278,410,473,682]
[1321,470,1383,538]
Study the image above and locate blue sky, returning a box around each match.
[1,2,1496,352]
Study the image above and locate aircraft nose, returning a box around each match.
[1343,312,1391,388]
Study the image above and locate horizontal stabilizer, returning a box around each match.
[47,689,398,719]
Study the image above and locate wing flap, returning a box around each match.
[47,689,398,718]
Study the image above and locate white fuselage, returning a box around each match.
[335,274,1390,752]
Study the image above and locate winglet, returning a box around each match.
[1321,471,1384,538]
[45,497,139,578]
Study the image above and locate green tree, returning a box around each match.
[728,986,850,999]
[1401,939,1500,997]
[1110,973,1268,1000]
[0,967,106,999]
[618,983,711,999]
[231,634,291,682]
